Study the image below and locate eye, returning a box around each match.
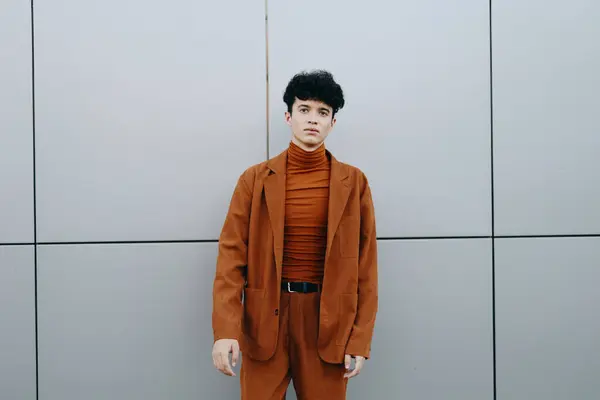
[320,111,328,116]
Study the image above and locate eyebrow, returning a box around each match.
[298,104,331,113]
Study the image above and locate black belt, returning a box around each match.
[281,281,321,293]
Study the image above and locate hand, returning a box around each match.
[212,339,240,377]
[344,354,365,379]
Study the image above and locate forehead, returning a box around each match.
[293,98,332,111]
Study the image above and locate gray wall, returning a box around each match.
[1,0,599,399]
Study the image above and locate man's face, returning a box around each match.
[285,98,336,151]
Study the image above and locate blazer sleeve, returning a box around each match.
[212,172,252,342]
[345,173,379,358]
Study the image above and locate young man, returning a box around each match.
[211,70,378,399]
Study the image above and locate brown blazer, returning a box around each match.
[212,147,378,364]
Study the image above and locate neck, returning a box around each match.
[291,136,323,152]
[287,140,328,170]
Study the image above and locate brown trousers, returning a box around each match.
[240,291,348,399]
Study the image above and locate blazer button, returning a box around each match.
[274,309,279,316]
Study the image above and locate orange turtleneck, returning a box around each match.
[282,141,331,284]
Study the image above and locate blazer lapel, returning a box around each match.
[264,150,287,282]
[326,153,350,263]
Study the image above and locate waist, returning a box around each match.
[281,280,322,293]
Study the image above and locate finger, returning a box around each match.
[219,352,231,376]
[344,357,364,379]
[344,366,360,379]
[217,353,227,375]
[344,354,351,370]
[354,357,365,374]
[231,342,240,367]
[212,348,220,371]
[220,351,235,376]
[214,351,223,373]
[343,355,354,379]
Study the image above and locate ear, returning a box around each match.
[284,111,292,126]
[331,117,337,127]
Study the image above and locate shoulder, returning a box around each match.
[239,160,268,178]
[236,161,265,191]
[237,149,286,189]
[342,161,368,180]
[334,157,371,191]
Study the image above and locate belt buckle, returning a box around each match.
[287,282,296,293]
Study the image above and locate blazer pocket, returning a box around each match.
[243,287,266,339]
[338,216,360,259]
[336,293,358,346]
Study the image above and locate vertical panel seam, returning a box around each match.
[30,0,39,399]
[489,0,497,399]
[264,0,270,160]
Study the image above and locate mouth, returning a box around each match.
[304,128,319,134]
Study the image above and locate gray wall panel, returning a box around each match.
[268,0,491,238]
[0,0,34,243]
[493,0,600,235]
[34,0,267,242]
[37,239,495,400]
[496,237,600,399]
[0,246,36,400]
[37,242,238,400]
[346,239,493,399]
[2,0,595,399]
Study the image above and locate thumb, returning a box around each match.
[231,341,240,367]
[344,354,351,370]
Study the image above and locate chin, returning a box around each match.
[293,133,323,148]
[303,135,321,144]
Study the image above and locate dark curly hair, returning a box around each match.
[283,70,345,117]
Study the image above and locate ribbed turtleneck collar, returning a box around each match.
[287,141,328,170]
